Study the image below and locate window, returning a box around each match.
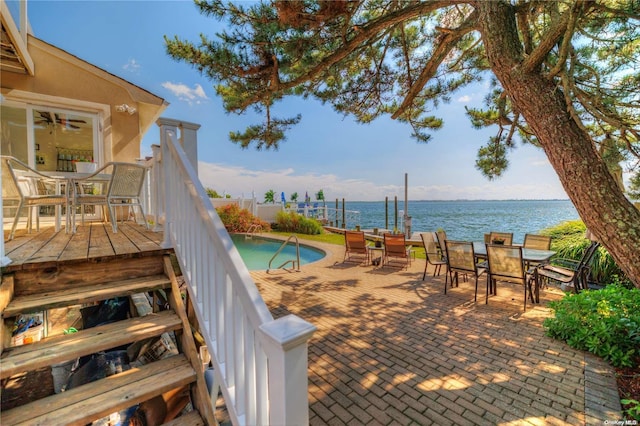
[1,104,29,163]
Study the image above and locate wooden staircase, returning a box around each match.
[1,254,217,425]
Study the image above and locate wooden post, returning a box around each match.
[394,196,398,232]
[342,198,346,228]
[335,198,339,228]
[385,196,388,231]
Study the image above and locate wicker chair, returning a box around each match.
[1,156,68,240]
[70,162,148,233]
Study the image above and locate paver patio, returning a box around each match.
[251,240,622,425]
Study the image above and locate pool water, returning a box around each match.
[230,234,326,271]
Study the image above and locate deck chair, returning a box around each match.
[488,231,513,245]
[535,241,600,294]
[420,232,447,279]
[382,233,412,269]
[485,244,535,311]
[343,230,370,265]
[443,240,486,302]
[2,155,69,240]
[70,162,148,233]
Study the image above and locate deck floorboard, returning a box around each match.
[3,222,167,272]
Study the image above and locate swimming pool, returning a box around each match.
[230,234,326,271]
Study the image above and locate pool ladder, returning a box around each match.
[245,224,263,239]
[267,235,301,273]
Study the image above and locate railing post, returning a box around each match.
[0,176,11,267]
[150,144,163,232]
[260,315,317,426]
[158,121,178,249]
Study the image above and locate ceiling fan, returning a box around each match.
[35,111,86,130]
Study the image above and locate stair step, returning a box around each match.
[1,310,182,379]
[2,274,171,317]
[163,410,206,426]
[1,354,196,426]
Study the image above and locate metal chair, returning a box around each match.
[70,162,148,233]
[443,240,486,302]
[420,232,447,279]
[523,233,552,269]
[485,244,535,311]
[523,233,552,250]
[2,155,68,240]
[535,241,600,294]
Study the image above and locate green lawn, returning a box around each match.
[270,230,427,260]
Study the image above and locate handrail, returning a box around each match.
[155,120,316,426]
[267,235,301,273]
[245,223,263,239]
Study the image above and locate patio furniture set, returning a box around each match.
[2,156,148,240]
[343,227,601,312]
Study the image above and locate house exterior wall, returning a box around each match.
[1,36,166,163]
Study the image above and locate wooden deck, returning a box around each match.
[3,222,169,273]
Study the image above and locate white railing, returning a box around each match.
[155,124,316,425]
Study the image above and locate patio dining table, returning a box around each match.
[473,241,556,303]
[473,242,556,263]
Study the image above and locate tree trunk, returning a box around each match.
[477,2,640,288]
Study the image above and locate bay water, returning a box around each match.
[326,200,579,243]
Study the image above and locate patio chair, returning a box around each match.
[435,229,447,258]
[70,162,149,233]
[489,231,513,245]
[485,244,535,311]
[535,241,600,294]
[382,233,412,269]
[523,233,552,250]
[343,230,370,265]
[523,233,552,268]
[420,232,447,279]
[443,240,486,301]
[2,155,68,240]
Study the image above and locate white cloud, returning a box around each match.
[456,95,472,103]
[123,58,141,73]
[161,82,209,105]
[197,161,568,201]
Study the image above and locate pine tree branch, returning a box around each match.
[232,1,461,111]
[391,9,478,120]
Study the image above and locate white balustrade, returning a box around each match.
[156,122,316,425]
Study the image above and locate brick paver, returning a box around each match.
[251,240,623,425]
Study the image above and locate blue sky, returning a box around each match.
[27,0,579,201]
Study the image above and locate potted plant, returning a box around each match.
[74,159,97,173]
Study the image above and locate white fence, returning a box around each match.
[148,123,316,425]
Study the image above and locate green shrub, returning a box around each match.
[543,284,640,368]
[274,211,323,235]
[215,204,270,233]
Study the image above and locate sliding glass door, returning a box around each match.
[1,100,100,172]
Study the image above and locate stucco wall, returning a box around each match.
[1,36,165,163]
